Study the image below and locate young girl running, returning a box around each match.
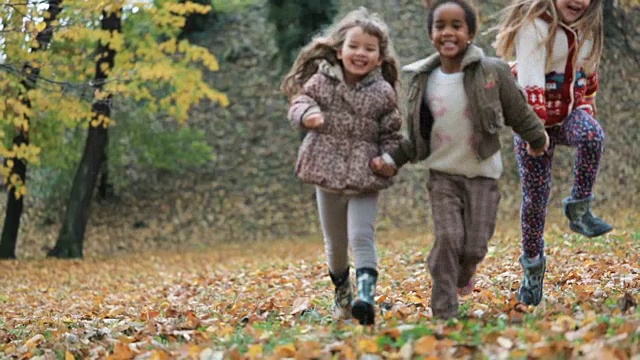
[282,7,403,325]
[495,0,611,306]
[371,0,549,319]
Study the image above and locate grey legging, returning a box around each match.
[315,187,379,275]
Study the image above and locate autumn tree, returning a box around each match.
[45,5,121,258]
[0,0,228,259]
[0,0,63,259]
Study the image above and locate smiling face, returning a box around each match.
[337,26,383,85]
[429,3,474,71]
[555,0,591,24]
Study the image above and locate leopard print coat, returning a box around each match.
[288,61,403,193]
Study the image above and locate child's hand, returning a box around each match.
[370,156,398,177]
[527,131,549,157]
[303,113,325,129]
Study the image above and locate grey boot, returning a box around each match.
[329,269,353,320]
[352,268,377,325]
[517,255,546,306]
[562,196,613,237]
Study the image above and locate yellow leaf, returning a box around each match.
[65,351,75,360]
[247,344,263,357]
[357,339,378,354]
[36,21,47,32]
[24,334,45,349]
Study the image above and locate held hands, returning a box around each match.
[526,131,550,157]
[370,156,398,178]
[303,113,325,129]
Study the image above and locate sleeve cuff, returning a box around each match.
[381,153,396,167]
[301,106,322,125]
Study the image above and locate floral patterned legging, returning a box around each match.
[514,109,605,258]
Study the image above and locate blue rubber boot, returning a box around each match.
[562,196,613,237]
[517,255,546,306]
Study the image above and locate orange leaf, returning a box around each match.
[108,342,137,360]
[414,335,437,355]
[273,343,296,357]
[141,310,160,321]
[380,328,402,339]
[149,350,171,360]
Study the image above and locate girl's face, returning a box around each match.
[337,26,383,85]
[555,0,591,24]
[430,3,474,64]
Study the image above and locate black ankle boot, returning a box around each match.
[562,196,613,237]
[352,268,377,325]
[329,268,353,320]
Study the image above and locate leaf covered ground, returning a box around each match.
[1,208,638,359]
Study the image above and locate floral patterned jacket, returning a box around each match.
[288,60,403,192]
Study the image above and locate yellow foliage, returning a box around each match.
[90,114,112,128]
[13,143,42,165]
[0,0,228,196]
[163,2,211,15]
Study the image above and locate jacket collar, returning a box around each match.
[401,45,485,74]
[318,59,383,87]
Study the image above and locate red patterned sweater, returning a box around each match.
[512,16,598,127]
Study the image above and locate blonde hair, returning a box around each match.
[494,0,603,72]
[281,7,400,99]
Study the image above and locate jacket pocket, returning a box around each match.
[480,106,505,134]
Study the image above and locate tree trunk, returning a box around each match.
[0,0,62,259]
[48,8,121,259]
[97,132,114,201]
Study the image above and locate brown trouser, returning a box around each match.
[427,170,501,319]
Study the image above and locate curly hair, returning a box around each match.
[281,7,400,99]
[426,0,479,38]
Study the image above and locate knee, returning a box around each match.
[428,235,462,270]
[350,231,374,249]
[463,246,487,263]
[581,117,605,145]
[585,126,604,147]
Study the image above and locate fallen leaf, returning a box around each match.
[289,297,311,315]
[358,339,379,354]
[414,335,437,355]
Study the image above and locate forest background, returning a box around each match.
[0,0,637,259]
